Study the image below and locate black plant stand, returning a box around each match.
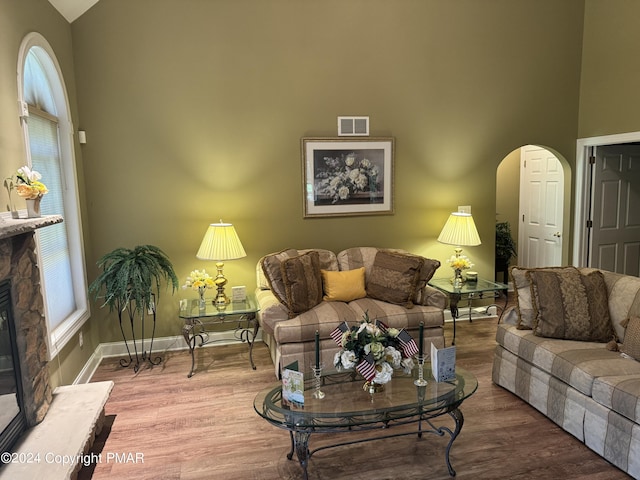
[117,294,161,372]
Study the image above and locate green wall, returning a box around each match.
[71,0,585,344]
[15,0,640,386]
[579,0,640,137]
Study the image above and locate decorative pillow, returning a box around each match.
[366,250,424,309]
[510,266,577,330]
[528,268,614,342]
[280,251,323,318]
[414,256,441,304]
[321,267,366,302]
[261,248,299,305]
[621,316,640,361]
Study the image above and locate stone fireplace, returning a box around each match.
[0,214,62,449]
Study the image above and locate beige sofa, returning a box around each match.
[492,266,640,478]
[256,247,447,377]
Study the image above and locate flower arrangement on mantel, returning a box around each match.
[331,312,417,386]
[182,269,214,306]
[4,166,48,218]
[11,166,48,199]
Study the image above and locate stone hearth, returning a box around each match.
[0,214,62,427]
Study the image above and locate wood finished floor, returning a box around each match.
[82,316,631,480]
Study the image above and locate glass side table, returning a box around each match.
[428,277,508,345]
[179,294,260,377]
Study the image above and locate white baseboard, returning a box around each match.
[73,329,263,385]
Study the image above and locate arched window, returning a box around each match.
[17,33,89,358]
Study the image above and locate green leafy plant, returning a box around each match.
[496,221,517,263]
[89,244,179,315]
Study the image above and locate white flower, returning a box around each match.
[345,153,356,167]
[334,350,356,371]
[384,346,402,369]
[401,357,415,375]
[340,350,357,369]
[386,327,400,338]
[17,166,41,182]
[354,173,368,190]
[373,362,393,384]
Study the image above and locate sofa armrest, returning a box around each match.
[418,285,447,309]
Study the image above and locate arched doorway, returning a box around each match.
[496,145,571,276]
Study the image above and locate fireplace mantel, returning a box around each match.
[0,214,63,240]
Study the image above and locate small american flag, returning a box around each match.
[356,353,377,381]
[397,329,419,357]
[375,319,389,333]
[330,321,350,345]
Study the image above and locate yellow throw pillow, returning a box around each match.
[321,267,366,302]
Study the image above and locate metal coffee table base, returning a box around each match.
[286,406,464,479]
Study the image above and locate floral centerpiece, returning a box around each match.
[182,269,214,308]
[331,313,417,391]
[315,152,380,204]
[446,254,473,287]
[4,165,48,218]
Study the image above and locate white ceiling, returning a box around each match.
[48,0,99,23]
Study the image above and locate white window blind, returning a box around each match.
[27,112,76,330]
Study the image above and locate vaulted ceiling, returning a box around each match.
[48,0,99,23]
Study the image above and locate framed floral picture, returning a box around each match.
[302,137,394,218]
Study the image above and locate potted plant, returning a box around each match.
[89,244,179,371]
[495,222,517,282]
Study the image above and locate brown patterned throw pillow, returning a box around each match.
[621,316,640,361]
[280,251,323,318]
[528,268,613,342]
[261,248,299,305]
[510,266,577,330]
[366,250,424,308]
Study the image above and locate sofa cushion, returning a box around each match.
[621,316,640,361]
[529,269,613,342]
[261,248,300,304]
[347,297,444,330]
[281,251,323,318]
[366,250,424,308]
[496,323,640,397]
[273,300,360,344]
[321,267,366,302]
[510,266,577,330]
[592,374,640,424]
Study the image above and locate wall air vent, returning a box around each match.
[338,116,369,136]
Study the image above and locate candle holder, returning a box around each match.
[414,355,428,386]
[311,363,325,399]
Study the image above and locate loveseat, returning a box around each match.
[256,247,447,377]
[492,266,640,478]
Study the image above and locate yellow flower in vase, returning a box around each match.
[182,269,215,308]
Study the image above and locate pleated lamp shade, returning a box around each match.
[437,212,482,247]
[196,222,247,261]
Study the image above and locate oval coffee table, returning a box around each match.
[254,367,478,479]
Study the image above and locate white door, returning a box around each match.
[590,145,640,275]
[518,145,564,267]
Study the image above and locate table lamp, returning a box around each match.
[437,211,481,287]
[196,221,247,310]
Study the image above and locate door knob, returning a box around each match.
[553,232,561,238]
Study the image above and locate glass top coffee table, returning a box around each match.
[254,367,478,479]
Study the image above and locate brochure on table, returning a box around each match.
[431,343,456,382]
[282,361,304,407]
